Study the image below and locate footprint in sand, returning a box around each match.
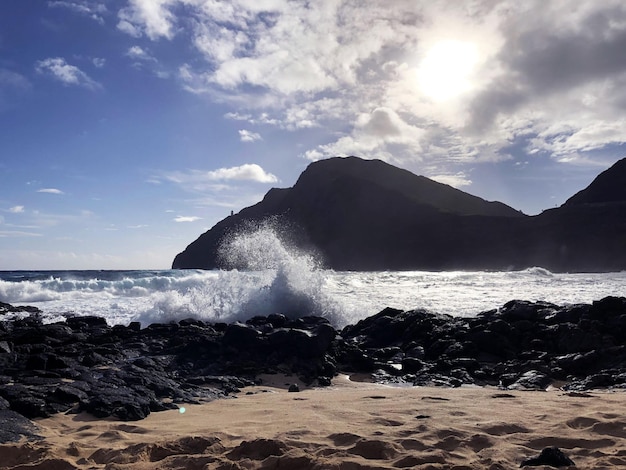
[114,424,149,434]
[591,421,626,438]
[481,423,531,436]
[566,416,601,429]
[526,436,616,450]
[327,433,362,446]
[369,417,405,427]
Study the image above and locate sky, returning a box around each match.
[1,0,626,270]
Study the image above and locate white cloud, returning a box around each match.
[48,1,107,23]
[429,173,473,189]
[126,45,154,61]
[161,164,278,187]
[8,206,25,213]
[35,58,101,90]
[92,57,106,68]
[174,216,202,223]
[238,129,262,142]
[206,164,278,183]
[121,0,626,176]
[37,188,64,194]
[118,0,177,40]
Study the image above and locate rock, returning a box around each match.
[0,410,41,443]
[506,370,552,391]
[521,447,575,467]
[288,384,300,392]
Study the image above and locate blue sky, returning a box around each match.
[1,1,626,270]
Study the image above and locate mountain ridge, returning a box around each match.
[172,156,626,272]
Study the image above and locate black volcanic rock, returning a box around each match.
[173,156,626,272]
[4,296,626,440]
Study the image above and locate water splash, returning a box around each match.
[135,225,344,326]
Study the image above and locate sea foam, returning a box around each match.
[134,226,345,326]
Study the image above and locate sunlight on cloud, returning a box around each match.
[416,40,479,102]
[118,0,626,172]
[429,172,473,189]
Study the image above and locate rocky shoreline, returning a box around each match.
[1,297,626,442]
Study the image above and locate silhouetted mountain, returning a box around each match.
[564,158,626,206]
[172,156,626,272]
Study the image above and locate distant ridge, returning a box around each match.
[565,158,626,206]
[173,156,626,272]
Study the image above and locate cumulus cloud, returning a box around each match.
[174,216,202,223]
[238,129,262,142]
[161,164,278,187]
[119,0,626,176]
[206,164,278,183]
[35,58,101,90]
[118,0,176,40]
[37,188,64,194]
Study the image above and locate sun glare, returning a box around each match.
[417,40,479,102]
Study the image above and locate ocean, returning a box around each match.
[1,230,625,327]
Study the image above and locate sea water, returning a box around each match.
[1,228,625,327]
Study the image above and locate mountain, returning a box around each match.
[172,156,626,272]
[564,158,626,206]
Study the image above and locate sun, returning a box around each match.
[416,40,479,102]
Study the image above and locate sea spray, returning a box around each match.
[135,226,346,326]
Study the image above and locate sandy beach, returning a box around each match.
[1,375,625,469]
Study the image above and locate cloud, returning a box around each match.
[37,188,64,194]
[429,173,473,189]
[0,69,30,90]
[35,58,101,90]
[8,206,25,213]
[238,129,262,142]
[118,0,176,40]
[206,164,278,183]
[92,57,106,68]
[0,231,42,238]
[122,0,626,176]
[174,216,202,223]
[48,1,107,23]
[161,164,278,187]
[126,45,155,61]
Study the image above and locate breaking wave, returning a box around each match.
[136,226,345,326]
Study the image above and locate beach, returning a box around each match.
[2,374,624,469]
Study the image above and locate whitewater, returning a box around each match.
[1,228,625,327]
